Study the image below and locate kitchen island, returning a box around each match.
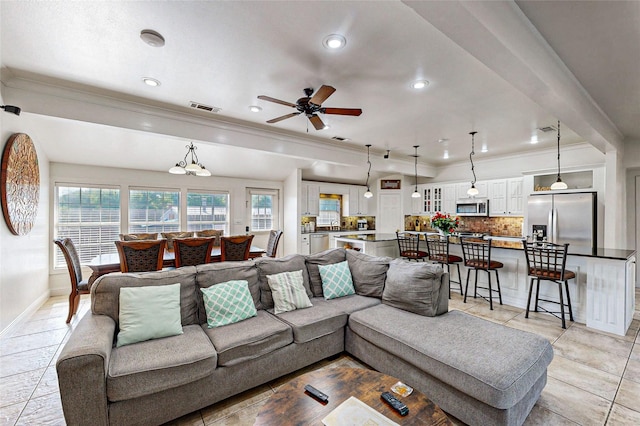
[333,233,399,258]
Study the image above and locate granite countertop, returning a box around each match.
[334,233,397,242]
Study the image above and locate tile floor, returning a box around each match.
[1,289,639,426]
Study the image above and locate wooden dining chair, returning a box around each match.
[118,232,158,241]
[173,237,215,267]
[115,240,166,273]
[220,235,254,261]
[54,238,90,323]
[195,229,223,246]
[264,230,283,257]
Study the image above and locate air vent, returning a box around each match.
[331,136,350,142]
[537,125,557,133]
[189,101,221,113]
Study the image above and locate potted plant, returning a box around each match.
[430,212,460,235]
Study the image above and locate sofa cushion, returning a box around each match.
[306,248,347,297]
[256,255,312,309]
[319,260,355,300]
[346,250,390,298]
[202,310,293,366]
[201,280,257,328]
[270,297,347,344]
[196,261,261,317]
[382,260,444,317]
[91,266,199,326]
[117,283,183,347]
[348,305,554,409]
[324,294,381,315]
[267,270,313,314]
[107,324,216,402]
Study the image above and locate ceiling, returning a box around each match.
[1,1,637,182]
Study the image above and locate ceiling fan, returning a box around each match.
[258,85,362,130]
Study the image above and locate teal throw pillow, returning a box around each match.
[319,260,355,300]
[117,283,183,347]
[201,280,257,328]
[266,270,313,314]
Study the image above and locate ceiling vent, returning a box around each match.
[331,136,350,142]
[537,125,557,133]
[189,101,221,113]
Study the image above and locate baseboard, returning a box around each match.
[0,290,51,339]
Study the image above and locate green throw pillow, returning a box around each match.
[117,283,183,347]
[319,260,355,300]
[201,280,257,328]
[266,270,313,314]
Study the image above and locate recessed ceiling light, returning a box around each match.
[323,34,346,49]
[142,77,161,87]
[249,105,262,113]
[412,80,429,89]
[140,29,165,47]
[481,144,488,153]
[443,150,449,159]
[438,138,449,144]
[530,135,539,144]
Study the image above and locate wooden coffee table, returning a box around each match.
[254,367,452,425]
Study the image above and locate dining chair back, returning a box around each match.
[118,233,158,241]
[522,240,575,328]
[115,240,167,273]
[195,229,223,246]
[460,237,504,309]
[54,238,90,323]
[425,234,463,297]
[220,235,254,261]
[161,231,194,250]
[265,230,283,257]
[396,232,428,261]
[173,237,215,267]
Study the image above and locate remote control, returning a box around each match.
[304,384,329,402]
[381,391,409,416]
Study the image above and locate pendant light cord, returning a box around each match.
[469,131,477,185]
[556,121,561,180]
[413,145,419,191]
[364,144,372,188]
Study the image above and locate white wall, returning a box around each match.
[48,162,283,295]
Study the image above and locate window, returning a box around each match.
[129,189,180,233]
[249,189,279,232]
[187,192,229,233]
[54,185,120,267]
[318,196,341,227]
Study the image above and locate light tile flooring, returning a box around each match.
[1,289,640,426]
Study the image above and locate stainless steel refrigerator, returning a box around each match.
[527,192,597,249]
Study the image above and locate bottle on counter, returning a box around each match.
[415,219,420,232]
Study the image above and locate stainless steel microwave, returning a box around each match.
[456,199,489,216]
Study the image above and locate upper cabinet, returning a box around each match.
[487,177,523,216]
[300,182,320,216]
[456,181,488,200]
[346,186,371,216]
[506,177,524,215]
[442,184,458,215]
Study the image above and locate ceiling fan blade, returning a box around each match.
[257,95,297,108]
[309,85,336,106]
[322,107,363,116]
[266,112,301,124]
[308,114,326,130]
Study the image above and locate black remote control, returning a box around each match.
[304,384,329,402]
[381,391,409,416]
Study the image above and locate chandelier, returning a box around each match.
[168,142,211,176]
[467,131,479,196]
[363,144,373,198]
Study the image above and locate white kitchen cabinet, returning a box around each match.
[406,184,426,215]
[442,184,458,215]
[456,181,488,200]
[299,234,310,255]
[300,182,319,216]
[346,186,370,216]
[424,185,443,214]
[506,178,524,215]
[488,179,508,215]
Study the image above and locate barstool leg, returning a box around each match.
[445,263,451,299]
[558,280,566,329]
[525,277,535,319]
[474,269,479,299]
[565,280,574,321]
[534,279,541,312]
[487,270,493,310]
[456,264,463,295]
[464,269,471,303]
[495,269,503,305]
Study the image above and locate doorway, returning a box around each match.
[377,192,403,233]
[246,188,280,254]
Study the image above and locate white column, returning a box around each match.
[604,150,626,248]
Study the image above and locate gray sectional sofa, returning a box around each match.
[56,248,553,426]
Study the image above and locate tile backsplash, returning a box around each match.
[405,215,524,237]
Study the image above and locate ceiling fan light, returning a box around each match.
[364,188,373,199]
[169,165,186,175]
[550,178,568,190]
[467,185,479,196]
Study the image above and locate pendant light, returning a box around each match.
[363,144,373,198]
[467,131,479,196]
[169,142,211,176]
[411,145,421,198]
[550,120,568,190]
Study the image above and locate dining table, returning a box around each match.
[87,245,265,286]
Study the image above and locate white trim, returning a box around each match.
[0,291,51,339]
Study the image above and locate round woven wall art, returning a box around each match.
[1,133,40,235]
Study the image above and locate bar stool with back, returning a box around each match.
[522,240,575,329]
[460,237,504,310]
[396,232,428,262]
[425,234,463,297]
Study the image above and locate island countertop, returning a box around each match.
[334,233,398,242]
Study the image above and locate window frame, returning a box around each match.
[247,188,279,233]
[128,187,181,234]
[186,190,230,234]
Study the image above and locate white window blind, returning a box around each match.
[249,189,278,232]
[129,189,180,233]
[54,185,120,267]
[318,197,341,227]
[187,191,229,233]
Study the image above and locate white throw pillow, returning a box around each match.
[267,270,313,314]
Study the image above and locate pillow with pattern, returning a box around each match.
[266,270,313,314]
[318,260,355,300]
[200,280,257,328]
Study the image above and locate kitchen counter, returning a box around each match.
[333,233,399,257]
[333,233,397,242]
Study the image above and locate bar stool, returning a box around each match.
[396,232,428,261]
[460,237,503,310]
[522,240,575,329]
[425,234,463,297]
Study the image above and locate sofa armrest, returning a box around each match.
[56,314,115,426]
[436,272,450,315]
